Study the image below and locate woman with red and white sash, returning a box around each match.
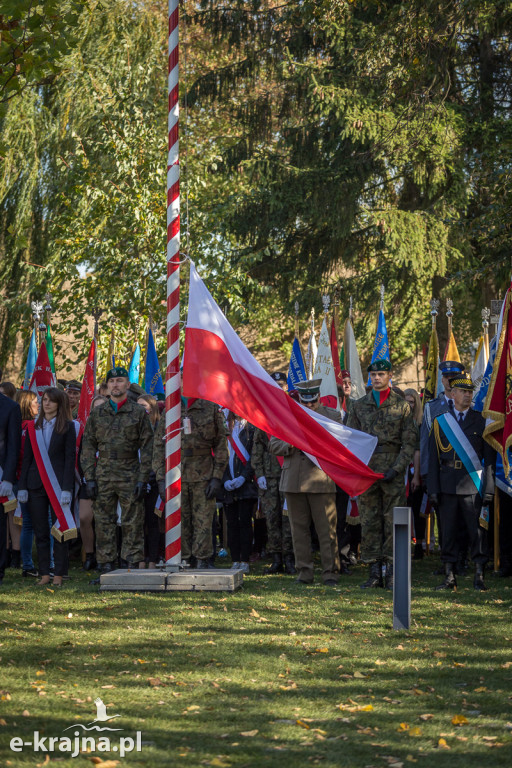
[18,388,77,587]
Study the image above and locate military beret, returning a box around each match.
[439,360,465,377]
[367,359,392,373]
[270,372,287,383]
[295,378,321,402]
[106,366,129,381]
[450,375,474,391]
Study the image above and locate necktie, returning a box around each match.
[458,412,464,424]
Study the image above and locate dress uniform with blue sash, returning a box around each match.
[428,375,494,591]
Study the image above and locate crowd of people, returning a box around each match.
[0,355,506,592]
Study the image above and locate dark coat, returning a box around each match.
[19,420,77,494]
[427,409,495,497]
[220,422,257,502]
[0,393,22,484]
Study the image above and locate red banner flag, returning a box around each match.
[330,318,343,386]
[76,338,96,446]
[29,342,56,398]
[483,282,512,476]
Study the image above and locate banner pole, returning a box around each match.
[165,0,182,565]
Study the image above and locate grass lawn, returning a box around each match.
[1,556,511,768]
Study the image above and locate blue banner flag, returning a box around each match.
[367,309,390,383]
[128,342,141,385]
[24,329,38,389]
[145,329,165,400]
[287,337,306,391]
[473,335,497,412]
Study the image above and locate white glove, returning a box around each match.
[17,490,28,504]
[257,476,267,490]
[60,491,72,507]
[224,479,235,491]
[231,476,245,490]
[0,480,13,497]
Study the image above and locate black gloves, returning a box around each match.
[429,493,439,508]
[134,482,146,501]
[85,480,98,500]
[382,468,398,482]
[482,492,494,505]
[205,477,222,500]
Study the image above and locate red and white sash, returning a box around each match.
[0,464,17,513]
[27,421,77,541]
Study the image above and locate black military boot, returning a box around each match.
[435,562,457,590]
[283,555,297,575]
[10,550,21,569]
[384,562,393,590]
[267,554,283,574]
[360,562,383,589]
[474,563,488,591]
[83,553,97,571]
[413,542,424,560]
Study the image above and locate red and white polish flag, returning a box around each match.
[182,264,381,497]
[29,342,56,399]
[76,338,96,447]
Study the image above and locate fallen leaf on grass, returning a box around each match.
[353,671,366,678]
[89,760,119,767]
[22,710,30,717]
[101,685,115,689]
[398,723,409,732]
[36,756,50,767]
[437,738,450,749]
[452,715,468,726]
[296,720,311,729]
[408,727,422,737]
[473,687,487,692]
[0,719,7,726]
[482,736,498,742]
[210,759,230,767]
[36,670,45,677]
[240,730,258,737]
[419,714,434,721]
[249,609,260,618]
[148,678,163,687]
[186,705,200,711]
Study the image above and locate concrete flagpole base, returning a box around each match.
[99,567,244,593]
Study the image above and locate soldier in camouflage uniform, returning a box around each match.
[153,396,228,568]
[252,427,295,574]
[347,360,417,589]
[81,367,154,572]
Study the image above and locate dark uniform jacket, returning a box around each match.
[19,421,76,493]
[269,405,341,493]
[420,393,453,477]
[427,409,495,497]
[0,393,21,484]
[220,422,257,502]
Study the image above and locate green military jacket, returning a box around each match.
[252,428,281,480]
[81,399,154,483]
[153,398,228,484]
[346,389,418,475]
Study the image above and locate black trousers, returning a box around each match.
[335,488,351,562]
[28,489,69,577]
[224,499,255,563]
[407,486,426,542]
[143,481,160,563]
[0,502,6,579]
[439,493,488,566]
[498,489,512,570]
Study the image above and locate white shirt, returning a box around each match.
[454,408,470,423]
[42,417,56,450]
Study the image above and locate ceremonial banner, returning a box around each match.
[330,318,343,386]
[423,327,439,404]
[128,342,141,385]
[305,326,317,379]
[76,338,96,446]
[45,325,56,374]
[29,342,56,399]
[443,330,460,362]
[483,283,512,476]
[145,329,165,400]
[287,336,306,391]
[474,335,497,411]
[183,263,381,497]
[343,319,366,399]
[23,329,38,389]
[314,318,340,410]
[368,308,390,384]
[472,335,488,393]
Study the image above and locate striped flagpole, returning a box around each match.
[165,0,181,564]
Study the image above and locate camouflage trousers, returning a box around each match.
[358,477,406,563]
[259,479,293,556]
[94,468,144,564]
[182,480,215,560]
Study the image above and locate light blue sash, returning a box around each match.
[437,412,483,497]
